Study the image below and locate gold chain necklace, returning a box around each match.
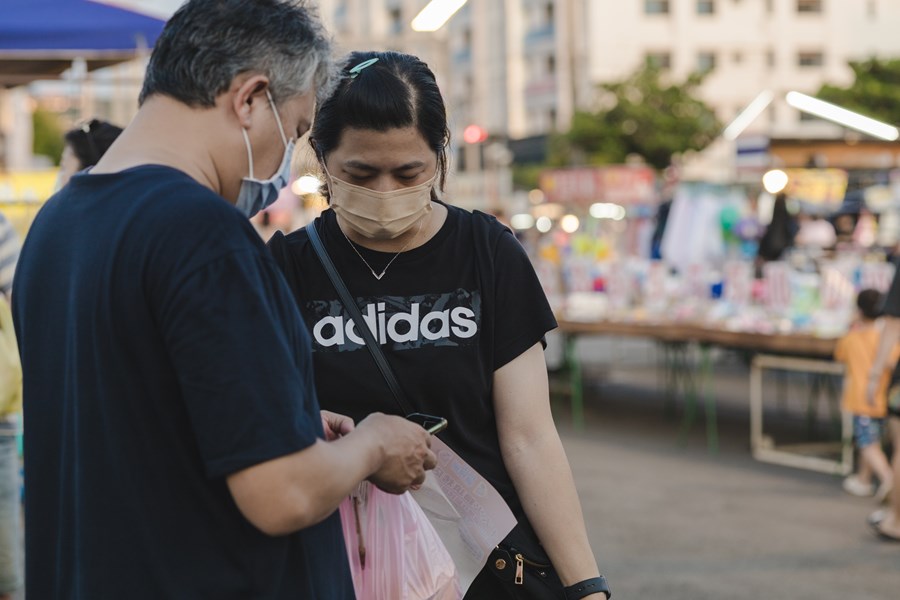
[339,215,428,281]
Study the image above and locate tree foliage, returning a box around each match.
[553,64,721,170]
[32,108,65,166]
[816,58,900,125]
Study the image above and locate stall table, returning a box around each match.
[555,318,845,469]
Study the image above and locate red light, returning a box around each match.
[463,125,488,144]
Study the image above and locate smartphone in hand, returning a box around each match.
[406,412,448,435]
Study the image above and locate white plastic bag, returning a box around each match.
[338,482,460,600]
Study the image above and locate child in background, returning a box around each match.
[835,289,896,502]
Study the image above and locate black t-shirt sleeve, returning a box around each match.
[154,248,321,479]
[492,228,558,370]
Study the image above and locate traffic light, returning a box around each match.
[463,124,488,144]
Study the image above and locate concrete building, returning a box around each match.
[575,0,900,141]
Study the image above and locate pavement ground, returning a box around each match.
[555,336,900,600]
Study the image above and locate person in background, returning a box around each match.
[866,269,900,541]
[836,289,895,502]
[269,51,610,600]
[0,214,18,300]
[756,192,797,264]
[57,119,123,188]
[794,212,837,250]
[832,212,857,250]
[0,211,19,600]
[12,2,435,598]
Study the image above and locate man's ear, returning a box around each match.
[231,74,270,129]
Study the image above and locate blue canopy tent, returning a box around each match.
[0,0,167,87]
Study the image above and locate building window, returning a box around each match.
[645,1,670,15]
[547,55,556,75]
[797,0,823,13]
[766,49,775,67]
[697,51,716,72]
[697,0,715,15]
[646,52,672,69]
[765,0,774,13]
[799,110,819,122]
[733,51,744,64]
[797,51,824,67]
[545,2,555,24]
[549,108,558,129]
[868,0,877,18]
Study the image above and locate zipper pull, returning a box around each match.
[514,553,524,585]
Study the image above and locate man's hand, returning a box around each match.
[355,413,436,494]
[321,410,354,441]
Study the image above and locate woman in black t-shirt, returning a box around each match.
[268,52,610,600]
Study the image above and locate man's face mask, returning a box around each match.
[326,169,436,240]
[235,90,294,218]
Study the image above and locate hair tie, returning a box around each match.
[348,58,379,79]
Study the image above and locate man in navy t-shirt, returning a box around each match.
[11,2,435,598]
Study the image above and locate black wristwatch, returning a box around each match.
[564,576,611,600]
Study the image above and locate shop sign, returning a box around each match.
[0,169,57,237]
[539,166,657,206]
[0,169,57,203]
[784,168,847,205]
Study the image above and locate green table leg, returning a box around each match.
[662,343,680,419]
[702,346,718,454]
[807,373,823,438]
[678,349,699,446]
[566,334,584,431]
[678,344,717,454]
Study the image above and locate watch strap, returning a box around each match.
[564,576,611,600]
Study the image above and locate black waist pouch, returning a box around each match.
[484,526,566,600]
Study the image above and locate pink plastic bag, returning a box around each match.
[339,482,460,600]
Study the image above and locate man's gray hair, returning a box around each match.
[139,0,337,107]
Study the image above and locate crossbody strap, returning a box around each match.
[306,219,414,416]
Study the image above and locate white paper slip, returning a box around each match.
[410,437,517,595]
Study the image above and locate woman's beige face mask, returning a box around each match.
[326,169,436,240]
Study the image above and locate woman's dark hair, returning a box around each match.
[857,288,883,321]
[310,51,450,198]
[64,119,124,169]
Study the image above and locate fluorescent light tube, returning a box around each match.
[786,91,899,141]
[723,91,774,140]
[411,0,468,32]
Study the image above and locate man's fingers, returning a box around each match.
[423,449,437,471]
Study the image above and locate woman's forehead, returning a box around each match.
[331,126,435,166]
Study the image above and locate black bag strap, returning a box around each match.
[306,219,414,416]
